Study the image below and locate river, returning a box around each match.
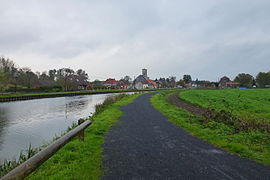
[0,93,129,164]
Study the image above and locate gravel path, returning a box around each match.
[102,93,270,180]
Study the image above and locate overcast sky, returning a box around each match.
[0,0,270,81]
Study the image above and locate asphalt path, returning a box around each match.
[102,93,270,180]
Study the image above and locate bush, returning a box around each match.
[5,84,28,92]
[39,85,54,91]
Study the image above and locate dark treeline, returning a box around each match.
[155,77,176,88]
[228,72,270,88]
[254,72,270,88]
[0,57,89,92]
[226,72,270,88]
[177,72,270,88]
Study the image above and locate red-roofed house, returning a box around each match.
[146,79,158,88]
[219,76,230,88]
[219,76,240,88]
[104,78,117,88]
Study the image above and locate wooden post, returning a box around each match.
[78,119,85,141]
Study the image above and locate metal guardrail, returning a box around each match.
[1,120,92,180]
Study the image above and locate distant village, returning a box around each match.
[89,69,244,90]
[27,68,263,91]
[1,57,270,93]
[72,68,176,90]
[89,69,250,90]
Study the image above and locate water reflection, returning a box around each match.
[0,107,9,152]
[65,98,90,118]
[0,93,118,163]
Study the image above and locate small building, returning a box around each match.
[104,78,117,88]
[219,76,240,88]
[117,79,132,89]
[219,76,231,88]
[133,69,158,89]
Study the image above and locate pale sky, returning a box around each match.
[0,0,270,81]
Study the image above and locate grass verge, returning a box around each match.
[26,93,143,180]
[151,91,270,165]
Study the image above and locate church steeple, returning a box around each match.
[142,69,148,78]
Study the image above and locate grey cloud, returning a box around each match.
[0,0,270,81]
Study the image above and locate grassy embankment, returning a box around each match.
[26,93,143,180]
[181,89,270,123]
[151,89,270,165]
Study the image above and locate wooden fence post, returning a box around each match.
[78,119,85,141]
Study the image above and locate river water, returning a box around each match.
[0,93,127,164]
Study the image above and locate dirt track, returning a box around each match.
[167,92,208,116]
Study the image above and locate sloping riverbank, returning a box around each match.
[25,93,143,179]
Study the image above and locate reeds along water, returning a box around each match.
[94,94,128,115]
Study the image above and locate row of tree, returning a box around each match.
[228,72,270,88]
[177,72,270,88]
[155,76,176,88]
[0,57,89,92]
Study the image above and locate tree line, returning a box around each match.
[0,57,89,92]
[178,72,270,88]
[1,56,270,92]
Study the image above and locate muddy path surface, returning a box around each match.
[102,93,270,180]
[167,92,208,116]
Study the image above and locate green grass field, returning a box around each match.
[26,93,143,180]
[151,90,270,165]
[180,89,270,123]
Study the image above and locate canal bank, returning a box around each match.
[0,89,159,102]
[22,93,144,179]
[0,92,139,167]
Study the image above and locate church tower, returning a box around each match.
[142,69,148,78]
